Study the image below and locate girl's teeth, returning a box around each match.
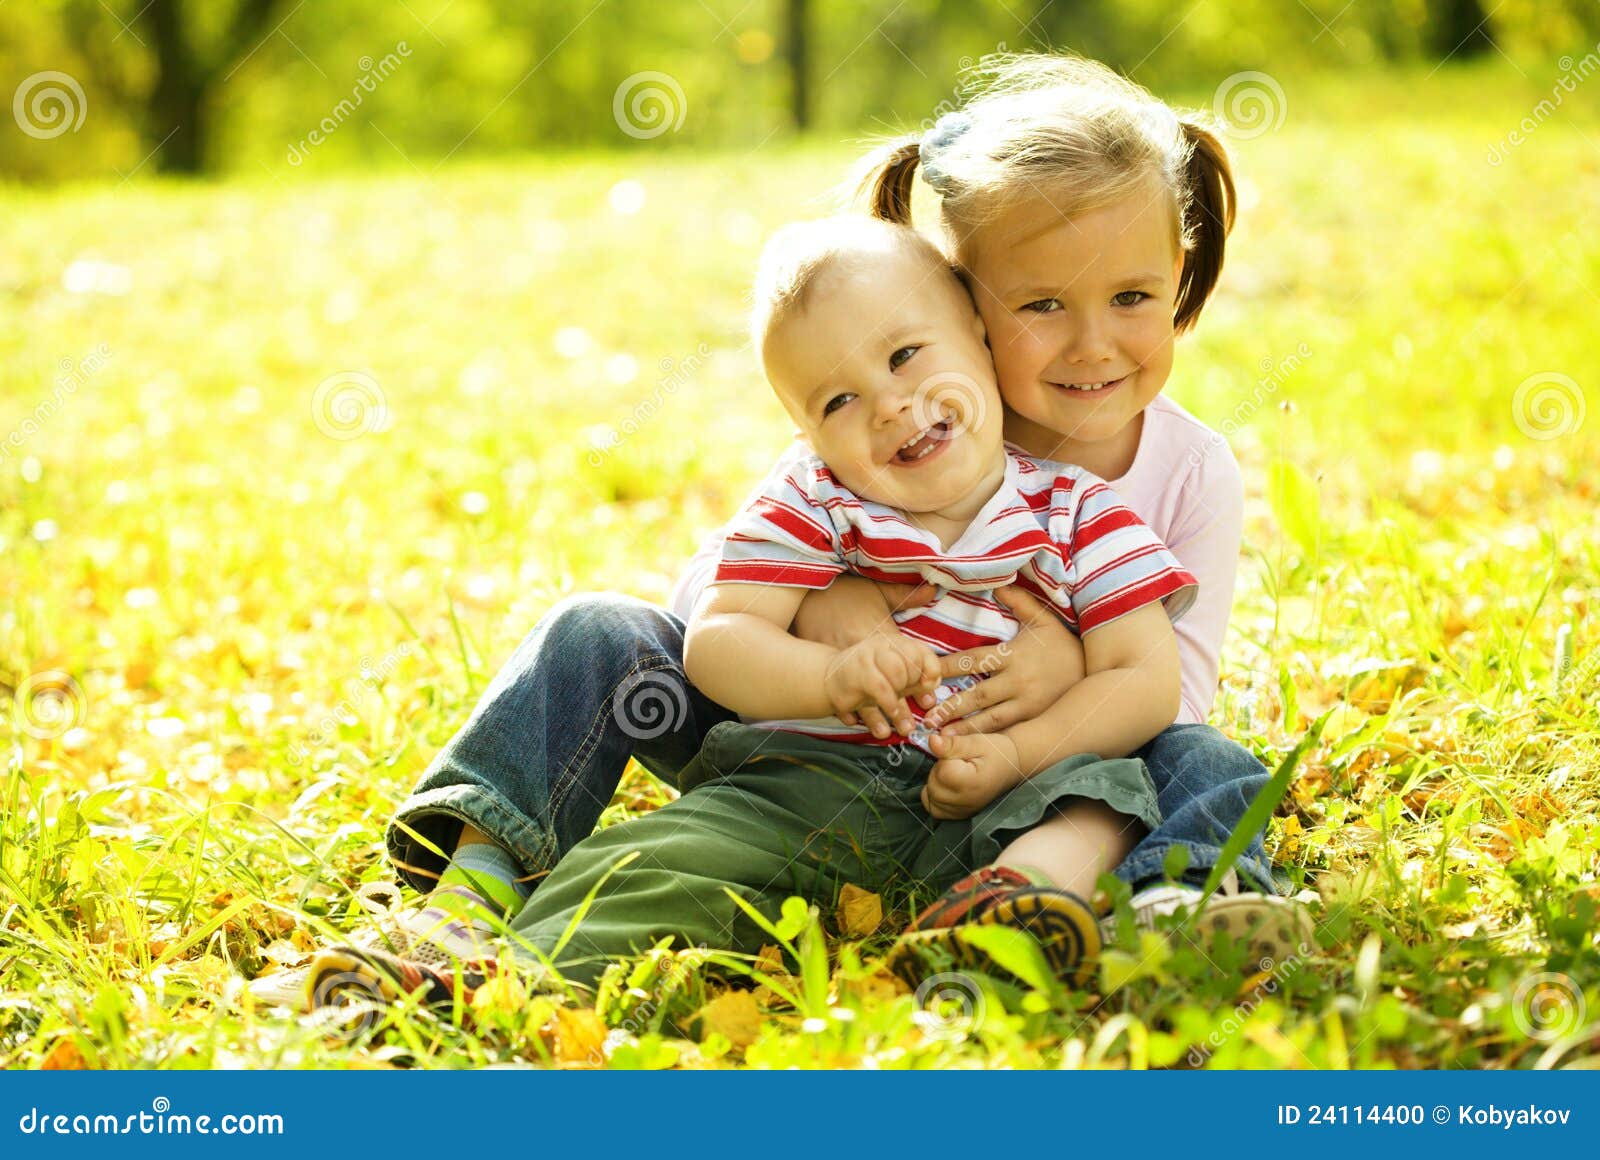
[1061,376,1124,392]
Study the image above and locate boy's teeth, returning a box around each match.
[895,421,949,462]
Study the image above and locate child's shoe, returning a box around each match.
[304,942,517,1017]
[244,888,497,1012]
[1105,867,1318,969]
[886,865,1102,988]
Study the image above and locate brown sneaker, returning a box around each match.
[886,865,1103,988]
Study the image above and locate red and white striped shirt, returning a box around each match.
[712,445,1198,750]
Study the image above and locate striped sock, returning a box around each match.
[424,841,530,926]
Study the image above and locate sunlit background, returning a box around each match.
[0,1,1596,1069]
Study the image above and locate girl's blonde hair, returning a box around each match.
[859,52,1236,335]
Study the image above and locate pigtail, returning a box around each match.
[857,135,923,225]
[1173,117,1237,335]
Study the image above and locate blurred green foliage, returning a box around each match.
[3,0,1599,181]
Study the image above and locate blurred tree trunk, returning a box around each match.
[1427,0,1496,60]
[785,0,810,131]
[140,0,286,173]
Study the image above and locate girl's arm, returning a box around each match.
[1003,602,1180,774]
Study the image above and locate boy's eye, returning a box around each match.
[888,345,919,370]
[1112,290,1150,307]
[1020,298,1060,314]
[822,392,855,417]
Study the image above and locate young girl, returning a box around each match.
[295,51,1309,1007]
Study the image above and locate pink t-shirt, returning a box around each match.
[670,394,1244,724]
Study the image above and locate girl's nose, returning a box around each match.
[1060,313,1116,364]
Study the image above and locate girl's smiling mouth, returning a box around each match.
[1050,372,1132,396]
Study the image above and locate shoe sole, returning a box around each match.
[889,888,1102,989]
[1168,896,1316,970]
[306,946,473,1012]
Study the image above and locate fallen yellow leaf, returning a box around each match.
[698,990,764,1048]
[551,1005,608,1066]
[41,1039,89,1070]
[836,883,882,937]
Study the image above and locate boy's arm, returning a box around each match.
[684,583,838,720]
[1003,602,1180,775]
[687,582,943,733]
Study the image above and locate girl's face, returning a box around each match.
[962,183,1185,467]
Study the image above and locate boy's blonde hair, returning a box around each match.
[749,215,965,359]
[858,52,1236,335]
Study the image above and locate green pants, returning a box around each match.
[502,722,1161,987]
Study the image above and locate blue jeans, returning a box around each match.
[387,593,1289,900]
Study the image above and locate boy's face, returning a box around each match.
[763,250,1005,514]
[963,182,1184,453]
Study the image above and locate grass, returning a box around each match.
[1,62,1597,1069]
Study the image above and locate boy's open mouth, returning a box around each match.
[891,420,953,465]
[1052,372,1131,396]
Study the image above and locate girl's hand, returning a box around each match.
[795,576,938,737]
[920,584,1084,736]
[920,730,1025,820]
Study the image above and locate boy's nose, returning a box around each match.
[873,386,914,424]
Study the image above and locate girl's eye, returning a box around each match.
[888,345,919,371]
[1112,290,1150,307]
[1020,299,1060,314]
[822,392,855,417]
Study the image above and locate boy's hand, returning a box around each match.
[823,634,940,739]
[920,731,1025,820]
